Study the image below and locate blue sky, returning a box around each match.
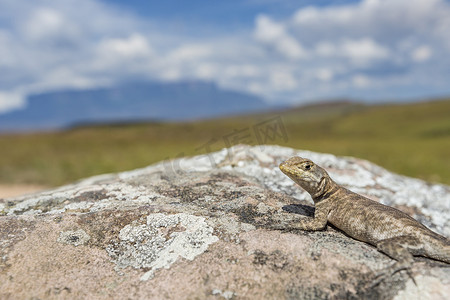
[1,0,450,113]
[101,0,359,28]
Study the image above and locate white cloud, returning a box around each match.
[0,0,450,112]
[98,34,153,58]
[0,91,26,113]
[259,0,450,101]
[316,69,334,82]
[269,70,298,91]
[314,38,390,64]
[23,8,67,41]
[159,68,182,81]
[167,44,212,63]
[352,74,371,88]
[339,38,390,64]
[223,65,261,78]
[411,45,432,62]
[254,15,307,60]
[195,63,218,80]
[292,0,447,42]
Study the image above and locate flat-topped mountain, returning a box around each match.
[0,81,273,132]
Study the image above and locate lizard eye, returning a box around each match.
[304,164,311,170]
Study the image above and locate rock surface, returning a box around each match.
[0,145,449,299]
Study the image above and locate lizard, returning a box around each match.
[271,156,450,283]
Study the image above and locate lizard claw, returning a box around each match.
[369,270,387,288]
[368,270,396,288]
[369,263,415,288]
[407,269,417,286]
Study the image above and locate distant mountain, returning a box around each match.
[0,81,274,132]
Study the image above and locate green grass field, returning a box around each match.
[0,99,449,186]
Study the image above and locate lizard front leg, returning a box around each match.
[269,203,329,231]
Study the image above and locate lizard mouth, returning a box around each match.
[279,162,290,174]
[279,163,297,179]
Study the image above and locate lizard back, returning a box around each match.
[327,187,446,247]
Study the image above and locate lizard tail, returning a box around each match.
[422,234,450,264]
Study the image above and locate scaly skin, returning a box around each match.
[274,156,450,282]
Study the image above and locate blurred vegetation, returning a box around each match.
[0,99,449,186]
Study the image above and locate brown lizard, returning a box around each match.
[273,156,450,282]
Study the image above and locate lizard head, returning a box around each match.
[279,156,329,194]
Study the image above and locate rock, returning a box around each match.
[0,145,449,299]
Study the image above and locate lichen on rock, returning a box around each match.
[106,213,219,280]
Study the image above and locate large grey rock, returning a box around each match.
[0,145,449,299]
